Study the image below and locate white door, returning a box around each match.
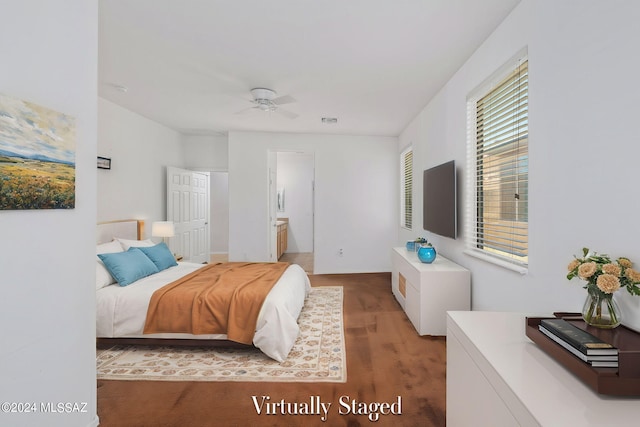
[276,152,315,253]
[167,166,210,263]
[268,151,278,262]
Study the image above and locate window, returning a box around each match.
[400,146,413,229]
[466,57,528,271]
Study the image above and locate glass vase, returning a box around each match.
[417,245,437,264]
[581,288,622,329]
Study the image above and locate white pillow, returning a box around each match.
[97,240,124,255]
[96,240,124,290]
[115,237,155,251]
[96,262,115,290]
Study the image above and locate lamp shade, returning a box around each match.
[151,221,175,238]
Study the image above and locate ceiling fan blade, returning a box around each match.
[271,95,296,105]
[233,106,257,115]
[275,108,298,119]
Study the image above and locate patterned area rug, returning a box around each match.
[96,286,345,382]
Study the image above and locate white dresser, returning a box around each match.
[391,247,470,336]
[447,311,640,427]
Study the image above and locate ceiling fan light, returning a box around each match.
[251,87,276,100]
[238,88,297,118]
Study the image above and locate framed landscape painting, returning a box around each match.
[0,93,76,210]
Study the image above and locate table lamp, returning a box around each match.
[151,221,175,245]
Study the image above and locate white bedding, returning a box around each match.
[96,262,311,362]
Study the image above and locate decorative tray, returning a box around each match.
[525,314,640,396]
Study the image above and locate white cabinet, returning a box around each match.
[391,247,470,336]
[446,311,640,427]
[447,330,519,426]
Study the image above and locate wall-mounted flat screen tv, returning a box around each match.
[423,160,457,239]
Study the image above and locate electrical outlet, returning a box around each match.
[338,248,344,257]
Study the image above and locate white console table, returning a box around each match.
[447,311,640,427]
[391,247,470,336]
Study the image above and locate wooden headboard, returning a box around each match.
[96,219,144,244]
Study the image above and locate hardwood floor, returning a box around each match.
[209,253,228,263]
[96,273,446,427]
[209,252,314,274]
[279,252,314,273]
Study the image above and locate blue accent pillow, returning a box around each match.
[97,247,160,286]
[137,242,178,272]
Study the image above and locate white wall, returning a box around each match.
[276,152,314,253]
[229,131,397,274]
[183,134,228,171]
[97,98,184,237]
[0,1,98,426]
[399,0,640,331]
[210,171,229,253]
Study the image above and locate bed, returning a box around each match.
[95,220,311,362]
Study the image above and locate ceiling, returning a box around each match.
[99,0,520,137]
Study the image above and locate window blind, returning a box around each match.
[401,148,413,229]
[471,60,528,265]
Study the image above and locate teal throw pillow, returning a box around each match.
[138,242,178,272]
[97,247,160,286]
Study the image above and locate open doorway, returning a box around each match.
[209,171,229,263]
[273,151,314,273]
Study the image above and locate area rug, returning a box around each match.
[96,286,345,382]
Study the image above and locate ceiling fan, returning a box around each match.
[235,88,298,119]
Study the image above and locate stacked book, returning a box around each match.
[538,318,618,368]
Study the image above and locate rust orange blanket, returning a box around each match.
[143,262,290,344]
